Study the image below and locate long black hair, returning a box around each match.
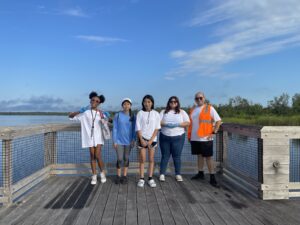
[165,96,181,114]
[89,91,105,103]
[142,94,154,111]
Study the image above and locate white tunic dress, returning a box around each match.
[71,110,104,148]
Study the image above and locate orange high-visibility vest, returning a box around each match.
[188,104,213,139]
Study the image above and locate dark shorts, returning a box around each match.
[191,141,213,157]
[137,138,157,149]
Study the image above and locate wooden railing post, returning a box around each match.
[44,132,57,171]
[2,139,13,206]
[222,131,228,169]
[260,127,290,200]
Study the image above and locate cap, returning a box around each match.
[121,98,132,105]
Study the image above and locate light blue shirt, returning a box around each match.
[113,111,136,145]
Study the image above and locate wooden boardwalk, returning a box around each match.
[0,175,300,225]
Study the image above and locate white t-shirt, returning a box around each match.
[191,105,221,142]
[70,110,104,148]
[160,109,190,136]
[135,110,161,141]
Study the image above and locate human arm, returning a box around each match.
[112,113,118,149]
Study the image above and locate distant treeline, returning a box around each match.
[0,112,68,116]
[1,93,300,125]
[213,93,300,117]
[210,93,300,126]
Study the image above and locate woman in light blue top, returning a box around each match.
[113,98,136,184]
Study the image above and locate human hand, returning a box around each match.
[141,139,147,147]
[147,140,153,148]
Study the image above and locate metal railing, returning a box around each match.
[1,123,300,206]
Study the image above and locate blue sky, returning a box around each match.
[0,0,300,112]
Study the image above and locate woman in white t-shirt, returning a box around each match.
[69,91,107,185]
[135,95,161,188]
[159,96,190,182]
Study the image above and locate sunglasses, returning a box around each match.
[91,99,100,103]
[195,97,204,101]
[169,100,178,104]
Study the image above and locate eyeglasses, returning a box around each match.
[169,101,177,104]
[195,97,204,101]
[91,99,100,103]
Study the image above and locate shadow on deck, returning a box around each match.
[0,175,300,225]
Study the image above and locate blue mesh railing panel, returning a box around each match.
[0,140,2,187]
[290,139,300,183]
[227,132,259,182]
[11,135,44,184]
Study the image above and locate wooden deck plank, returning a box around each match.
[221,178,291,225]
[113,180,128,225]
[153,179,176,225]
[144,183,163,225]
[191,175,259,225]
[42,177,87,225]
[0,178,50,220]
[87,179,112,225]
[22,178,76,225]
[100,178,120,225]
[160,178,189,225]
[189,176,243,225]
[0,177,64,225]
[72,181,103,225]
[170,176,214,225]
[181,177,226,225]
[0,175,300,225]
[61,181,98,225]
[136,180,150,225]
[125,176,138,225]
[167,176,206,225]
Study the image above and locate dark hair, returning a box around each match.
[89,91,105,103]
[165,96,181,114]
[142,94,154,111]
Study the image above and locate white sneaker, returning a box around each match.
[176,175,183,182]
[159,174,165,182]
[91,175,97,185]
[148,179,157,188]
[137,179,145,188]
[100,172,107,183]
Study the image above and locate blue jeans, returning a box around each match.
[159,133,185,175]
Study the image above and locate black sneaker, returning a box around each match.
[210,174,220,188]
[191,171,204,180]
[115,176,121,184]
[121,176,128,184]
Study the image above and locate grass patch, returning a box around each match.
[223,115,300,126]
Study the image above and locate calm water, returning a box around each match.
[0,115,72,127]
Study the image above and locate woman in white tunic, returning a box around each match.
[69,92,107,185]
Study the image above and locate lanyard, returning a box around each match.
[91,109,96,138]
[146,111,151,125]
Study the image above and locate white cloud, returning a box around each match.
[61,7,88,18]
[76,35,128,44]
[168,0,300,79]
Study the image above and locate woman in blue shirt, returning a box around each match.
[113,98,136,184]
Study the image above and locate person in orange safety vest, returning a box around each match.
[188,92,222,187]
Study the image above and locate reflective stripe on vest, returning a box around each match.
[188,104,214,139]
[198,104,213,137]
